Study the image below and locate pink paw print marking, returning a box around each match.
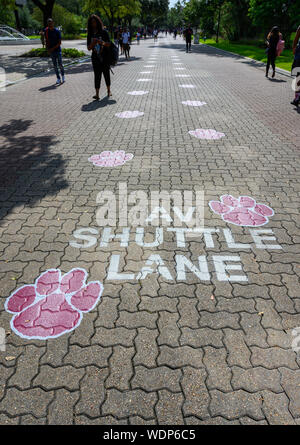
[115,110,144,118]
[88,150,133,167]
[189,129,225,140]
[209,195,274,227]
[5,268,103,340]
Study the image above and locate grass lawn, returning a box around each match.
[202,38,293,72]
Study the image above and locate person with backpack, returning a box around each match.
[265,26,282,78]
[44,18,65,85]
[291,25,300,107]
[87,14,112,100]
[122,28,131,60]
[184,25,193,53]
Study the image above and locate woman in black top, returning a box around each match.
[266,26,281,78]
[87,14,111,100]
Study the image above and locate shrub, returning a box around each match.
[21,48,85,58]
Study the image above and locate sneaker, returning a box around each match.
[56,78,61,85]
[61,76,65,83]
[291,99,299,106]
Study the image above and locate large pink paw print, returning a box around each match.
[5,268,103,340]
[209,195,274,227]
[88,150,133,167]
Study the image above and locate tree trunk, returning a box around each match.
[216,5,221,43]
[14,9,21,31]
[31,0,55,28]
[43,3,54,27]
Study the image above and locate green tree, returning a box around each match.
[33,3,83,33]
[0,0,15,27]
[30,0,56,27]
[167,1,184,29]
[84,0,122,32]
[119,0,142,28]
[220,0,253,41]
[249,0,300,45]
[140,0,169,28]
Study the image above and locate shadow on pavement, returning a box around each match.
[81,97,116,111]
[0,119,68,223]
[39,83,60,92]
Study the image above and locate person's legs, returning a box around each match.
[186,40,188,52]
[57,52,65,80]
[103,66,111,96]
[51,53,60,80]
[266,53,271,77]
[92,58,101,99]
[271,55,276,77]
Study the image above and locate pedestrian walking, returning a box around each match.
[40,29,45,48]
[184,24,193,53]
[291,25,300,107]
[122,28,130,60]
[44,18,65,85]
[136,31,141,45]
[265,26,281,78]
[87,14,112,100]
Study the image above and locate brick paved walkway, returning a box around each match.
[0,35,299,425]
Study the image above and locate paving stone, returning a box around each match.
[33,365,85,391]
[92,327,136,347]
[20,415,46,425]
[232,366,282,393]
[157,312,180,346]
[182,367,209,418]
[116,310,158,329]
[75,415,128,425]
[223,329,251,367]
[240,313,269,347]
[8,344,45,389]
[280,368,300,418]
[48,389,80,425]
[134,327,159,367]
[0,413,19,424]
[262,390,296,425]
[0,387,53,417]
[210,390,264,420]
[132,366,181,392]
[185,416,240,425]
[156,390,184,424]
[75,367,108,417]
[251,347,298,370]
[158,345,203,368]
[203,347,232,391]
[106,346,135,390]
[199,311,240,329]
[63,344,111,368]
[102,389,157,419]
[180,327,223,348]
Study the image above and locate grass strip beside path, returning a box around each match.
[203,39,293,72]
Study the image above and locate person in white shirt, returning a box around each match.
[122,28,130,59]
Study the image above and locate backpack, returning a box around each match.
[109,41,119,66]
[276,39,285,56]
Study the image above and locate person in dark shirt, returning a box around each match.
[184,25,193,53]
[87,14,111,100]
[265,26,281,78]
[44,18,65,85]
